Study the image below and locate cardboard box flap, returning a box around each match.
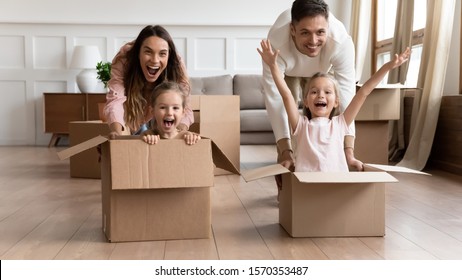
[364,163,431,176]
[58,135,238,189]
[293,171,398,183]
[110,139,214,190]
[211,140,240,175]
[241,163,400,183]
[57,135,108,160]
[241,164,290,182]
[356,83,418,89]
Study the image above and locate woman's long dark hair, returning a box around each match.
[123,25,189,132]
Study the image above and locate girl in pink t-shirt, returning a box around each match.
[258,39,410,172]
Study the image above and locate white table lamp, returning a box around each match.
[70,45,102,93]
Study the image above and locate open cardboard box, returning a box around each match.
[242,163,429,238]
[58,135,239,242]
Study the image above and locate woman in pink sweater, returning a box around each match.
[103,25,193,137]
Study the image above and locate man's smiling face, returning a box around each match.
[290,14,328,57]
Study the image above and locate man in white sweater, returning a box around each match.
[262,0,363,177]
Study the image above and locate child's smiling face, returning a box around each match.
[304,76,339,118]
[153,90,185,136]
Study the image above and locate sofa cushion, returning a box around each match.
[189,75,233,95]
[233,74,266,110]
[240,110,273,132]
[241,132,275,145]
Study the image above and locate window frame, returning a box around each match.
[372,0,425,74]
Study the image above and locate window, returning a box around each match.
[374,0,426,86]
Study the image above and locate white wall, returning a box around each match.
[0,0,459,146]
[0,0,292,25]
[0,0,294,146]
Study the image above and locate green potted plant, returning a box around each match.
[96,61,111,122]
[96,61,111,89]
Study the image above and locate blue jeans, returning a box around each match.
[133,123,149,135]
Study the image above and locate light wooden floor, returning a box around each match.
[0,145,462,260]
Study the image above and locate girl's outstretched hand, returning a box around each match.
[257,39,279,67]
[390,47,411,69]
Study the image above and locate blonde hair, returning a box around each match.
[303,72,340,119]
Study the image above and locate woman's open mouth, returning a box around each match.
[147,65,160,76]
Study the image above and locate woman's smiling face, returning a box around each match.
[139,36,169,83]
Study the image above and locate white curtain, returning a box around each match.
[350,0,371,82]
[388,0,413,83]
[398,0,456,170]
[388,0,414,162]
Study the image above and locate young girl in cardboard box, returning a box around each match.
[141,81,201,145]
[258,39,410,172]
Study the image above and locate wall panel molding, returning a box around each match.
[0,0,290,26]
[0,23,269,145]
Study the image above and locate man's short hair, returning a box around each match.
[291,0,329,23]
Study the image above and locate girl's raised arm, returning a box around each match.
[343,47,411,126]
[257,39,300,132]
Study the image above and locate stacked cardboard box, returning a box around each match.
[355,85,402,164]
[189,95,240,175]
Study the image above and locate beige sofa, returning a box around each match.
[189,74,275,145]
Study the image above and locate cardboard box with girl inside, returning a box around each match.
[242,163,428,237]
[58,135,239,242]
[255,41,427,237]
[59,81,240,242]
